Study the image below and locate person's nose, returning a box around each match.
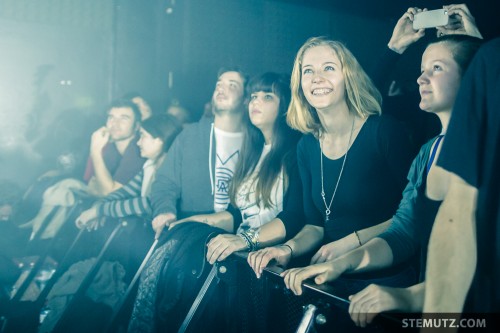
[312,73,325,84]
[216,84,226,94]
[417,71,429,86]
[251,96,262,105]
[107,116,120,127]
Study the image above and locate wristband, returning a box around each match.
[354,230,362,246]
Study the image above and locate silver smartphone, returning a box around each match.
[413,9,449,30]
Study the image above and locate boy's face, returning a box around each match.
[106,106,138,141]
[212,71,245,113]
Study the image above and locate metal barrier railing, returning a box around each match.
[176,251,409,333]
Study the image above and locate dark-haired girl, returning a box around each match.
[169,71,304,265]
[128,72,304,333]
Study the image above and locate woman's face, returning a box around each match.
[300,45,346,111]
[418,43,461,114]
[248,91,280,133]
[137,128,163,160]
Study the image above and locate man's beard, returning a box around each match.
[212,101,243,115]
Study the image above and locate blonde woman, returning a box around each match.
[249,37,416,297]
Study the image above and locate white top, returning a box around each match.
[141,159,156,197]
[235,144,283,233]
[213,127,244,212]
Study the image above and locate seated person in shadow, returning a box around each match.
[165,96,194,127]
[84,99,147,198]
[16,99,147,255]
[74,114,182,276]
[0,179,26,296]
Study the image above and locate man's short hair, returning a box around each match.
[107,98,142,123]
[216,66,250,94]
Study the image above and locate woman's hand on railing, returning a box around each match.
[280,261,344,296]
[247,245,292,279]
[206,234,247,265]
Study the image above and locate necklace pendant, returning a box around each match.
[320,119,354,227]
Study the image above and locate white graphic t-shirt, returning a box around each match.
[213,127,243,212]
[235,144,284,233]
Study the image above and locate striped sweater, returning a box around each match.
[97,170,152,218]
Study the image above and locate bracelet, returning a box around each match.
[239,233,252,251]
[354,230,362,246]
[241,228,260,251]
[281,244,293,258]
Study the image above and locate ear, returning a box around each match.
[154,137,164,146]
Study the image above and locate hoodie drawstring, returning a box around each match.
[209,123,214,195]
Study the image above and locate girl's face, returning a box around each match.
[248,91,280,133]
[418,43,461,114]
[137,128,163,160]
[300,45,346,111]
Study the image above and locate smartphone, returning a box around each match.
[413,9,449,30]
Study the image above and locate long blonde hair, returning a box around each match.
[287,37,382,137]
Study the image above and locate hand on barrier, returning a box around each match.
[349,282,424,327]
[248,245,292,279]
[281,261,343,296]
[206,234,246,264]
[75,205,100,230]
[348,284,408,327]
[152,212,176,239]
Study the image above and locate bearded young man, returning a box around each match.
[151,68,248,236]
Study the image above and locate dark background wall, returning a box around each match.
[0,0,498,188]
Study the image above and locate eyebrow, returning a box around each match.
[421,58,450,67]
[109,113,132,118]
[302,61,338,68]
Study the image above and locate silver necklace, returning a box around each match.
[320,117,355,222]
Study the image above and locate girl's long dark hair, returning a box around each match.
[229,72,301,208]
[141,114,182,152]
